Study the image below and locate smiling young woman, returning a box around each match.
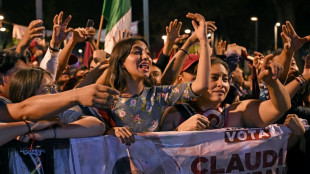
[107,12,212,145]
[160,55,291,131]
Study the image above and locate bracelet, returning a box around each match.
[179,48,189,55]
[24,120,31,133]
[299,74,307,83]
[295,77,305,87]
[49,44,60,52]
[53,126,57,139]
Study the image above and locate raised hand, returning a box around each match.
[86,27,96,41]
[71,28,88,43]
[281,21,310,53]
[51,11,73,49]
[186,13,207,41]
[206,21,217,33]
[107,127,135,146]
[16,20,45,54]
[166,19,188,44]
[253,51,264,70]
[112,29,131,46]
[257,54,283,83]
[176,114,210,131]
[216,40,227,55]
[226,43,246,55]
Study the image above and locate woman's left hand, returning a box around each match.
[257,54,283,84]
[186,12,207,41]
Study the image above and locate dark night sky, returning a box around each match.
[1,0,310,56]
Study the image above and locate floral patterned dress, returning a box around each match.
[112,82,198,133]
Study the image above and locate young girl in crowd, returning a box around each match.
[160,56,291,131]
[107,13,211,145]
[9,68,106,142]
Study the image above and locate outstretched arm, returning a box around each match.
[20,116,106,142]
[1,84,119,122]
[0,120,56,146]
[241,54,291,127]
[186,13,211,94]
[0,121,31,146]
[274,21,310,84]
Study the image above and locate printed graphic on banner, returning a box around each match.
[70,124,291,174]
[225,128,271,142]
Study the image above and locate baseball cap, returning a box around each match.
[181,54,199,72]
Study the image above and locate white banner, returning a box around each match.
[12,24,27,40]
[69,124,291,174]
[12,24,53,40]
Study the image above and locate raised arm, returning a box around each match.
[161,20,216,85]
[241,54,291,127]
[274,21,310,83]
[163,19,188,56]
[285,55,310,98]
[15,20,45,55]
[215,40,227,55]
[40,12,72,81]
[155,19,188,74]
[185,13,211,94]
[86,27,99,51]
[55,28,87,81]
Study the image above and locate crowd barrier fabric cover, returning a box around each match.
[69,124,291,174]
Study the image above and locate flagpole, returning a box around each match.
[143,0,150,46]
[96,15,104,48]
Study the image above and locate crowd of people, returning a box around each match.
[0,10,309,172]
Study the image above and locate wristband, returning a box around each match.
[179,48,189,55]
[49,44,60,52]
[295,77,305,87]
[299,74,307,83]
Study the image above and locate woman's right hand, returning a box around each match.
[186,13,207,42]
[176,114,210,131]
[107,127,135,146]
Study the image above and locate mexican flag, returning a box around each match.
[102,0,132,54]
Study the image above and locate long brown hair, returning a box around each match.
[109,36,155,92]
[9,68,51,103]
